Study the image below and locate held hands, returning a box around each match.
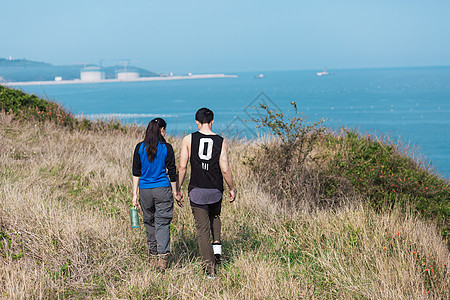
[174,191,184,207]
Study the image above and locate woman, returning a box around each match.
[132,118,180,271]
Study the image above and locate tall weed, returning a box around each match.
[247,102,331,209]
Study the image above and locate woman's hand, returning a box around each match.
[132,194,139,207]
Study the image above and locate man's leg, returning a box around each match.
[209,200,222,243]
[191,206,215,274]
[209,200,222,265]
[139,188,157,255]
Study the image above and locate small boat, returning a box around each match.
[255,74,264,79]
[316,67,331,76]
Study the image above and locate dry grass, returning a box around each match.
[1,114,449,299]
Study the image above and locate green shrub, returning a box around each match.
[248,102,449,243]
[0,85,134,133]
[323,130,449,242]
[0,85,75,127]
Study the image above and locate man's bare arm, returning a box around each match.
[177,134,191,206]
[219,139,236,202]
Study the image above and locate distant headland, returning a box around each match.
[0,57,237,85]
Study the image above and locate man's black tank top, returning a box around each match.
[188,131,224,192]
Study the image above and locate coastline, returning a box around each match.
[2,73,238,87]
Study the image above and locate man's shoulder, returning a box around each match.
[181,134,192,147]
[209,131,223,140]
[212,133,224,143]
[196,131,223,139]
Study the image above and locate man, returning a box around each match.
[178,107,236,276]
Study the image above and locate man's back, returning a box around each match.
[177,107,236,207]
[176,107,237,275]
[189,131,224,192]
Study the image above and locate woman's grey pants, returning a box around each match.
[139,187,174,255]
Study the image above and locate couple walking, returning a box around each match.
[131,108,236,276]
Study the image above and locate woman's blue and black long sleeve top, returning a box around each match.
[132,141,177,189]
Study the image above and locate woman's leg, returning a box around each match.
[139,188,157,255]
[154,187,174,254]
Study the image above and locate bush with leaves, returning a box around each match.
[246,102,329,209]
[0,85,76,127]
[322,130,449,243]
[0,85,132,133]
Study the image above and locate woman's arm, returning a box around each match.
[165,143,177,183]
[132,176,140,207]
[132,143,142,207]
[165,143,182,205]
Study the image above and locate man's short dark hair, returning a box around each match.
[195,108,214,124]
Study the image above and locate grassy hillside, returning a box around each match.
[0,86,449,298]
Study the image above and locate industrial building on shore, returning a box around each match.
[80,66,140,82]
[80,66,105,81]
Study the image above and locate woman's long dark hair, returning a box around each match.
[144,118,167,161]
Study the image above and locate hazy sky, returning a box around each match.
[2,0,449,73]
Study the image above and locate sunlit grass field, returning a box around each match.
[1,86,449,299]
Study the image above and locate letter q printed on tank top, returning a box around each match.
[189,132,224,192]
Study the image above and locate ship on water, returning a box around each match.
[316,67,333,76]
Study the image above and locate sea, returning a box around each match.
[16,67,450,179]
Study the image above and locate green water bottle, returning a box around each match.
[130,206,140,228]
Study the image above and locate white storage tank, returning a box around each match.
[117,70,139,81]
[80,66,105,81]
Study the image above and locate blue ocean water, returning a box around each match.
[18,67,450,179]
